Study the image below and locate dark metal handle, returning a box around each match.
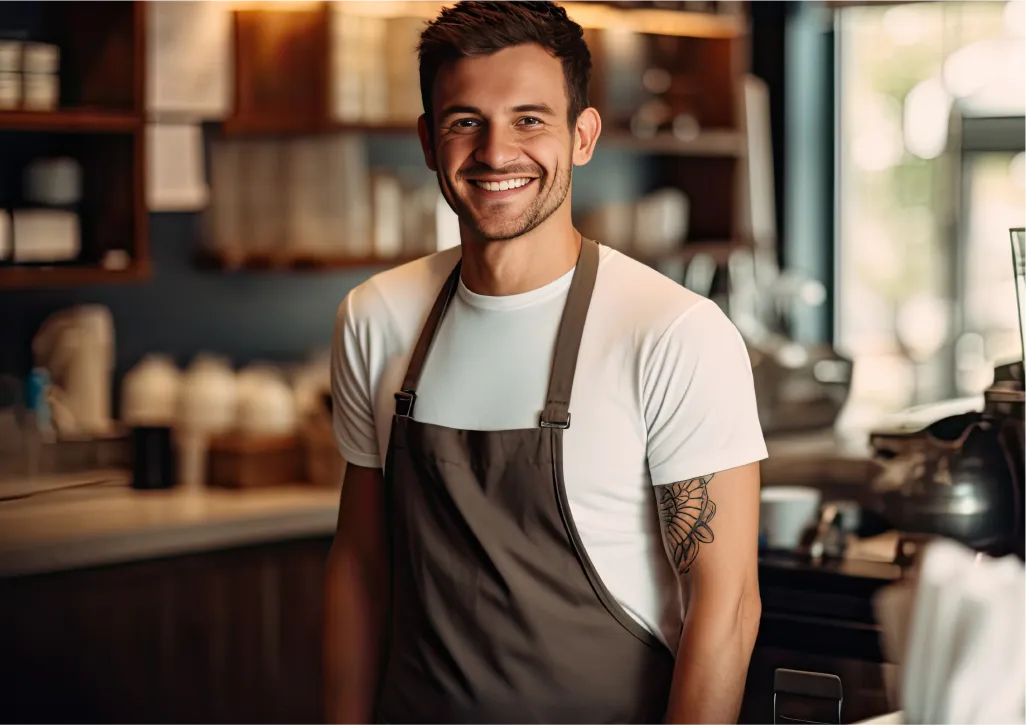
[773,668,843,724]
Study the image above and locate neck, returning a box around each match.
[458,208,582,297]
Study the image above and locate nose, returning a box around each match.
[473,123,520,169]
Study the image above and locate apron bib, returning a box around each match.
[376,238,675,724]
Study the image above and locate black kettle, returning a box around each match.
[868,362,1024,559]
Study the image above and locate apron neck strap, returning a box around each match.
[396,237,600,429]
[539,236,598,429]
[396,260,462,415]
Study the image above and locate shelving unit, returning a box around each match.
[0,1,148,290]
[0,265,147,289]
[195,246,426,273]
[0,110,141,133]
[321,1,746,41]
[207,0,758,276]
[0,0,760,289]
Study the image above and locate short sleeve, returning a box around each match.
[331,293,382,469]
[643,300,768,486]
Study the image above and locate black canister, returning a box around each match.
[130,425,177,490]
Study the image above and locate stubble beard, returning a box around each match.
[439,157,573,243]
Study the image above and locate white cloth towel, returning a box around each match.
[876,539,1025,724]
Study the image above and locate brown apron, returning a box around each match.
[375,238,676,724]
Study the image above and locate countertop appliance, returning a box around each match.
[868,364,1023,558]
[865,230,1026,560]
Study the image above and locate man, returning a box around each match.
[324,2,766,723]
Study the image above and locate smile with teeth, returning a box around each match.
[471,178,534,191]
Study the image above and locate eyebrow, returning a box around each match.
[511,103,557,116]
[438,103,558,120]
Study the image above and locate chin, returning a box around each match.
[460,208,531,241]
[468,221,530,242]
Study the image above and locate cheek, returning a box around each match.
[524,134,567,173]
[437,138,476,176]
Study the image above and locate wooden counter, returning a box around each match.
[0,425,876,580]
[0,475,341,579]
[0,471,897,724]
[0,477,340,723]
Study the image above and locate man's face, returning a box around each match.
[420,43,578,242]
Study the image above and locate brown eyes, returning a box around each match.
[449,117,542,131]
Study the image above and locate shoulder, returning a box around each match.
[335,246,462,337]
[664,295,745,353]
[592,245,741,355]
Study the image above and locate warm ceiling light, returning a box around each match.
[330,1,448,19]
[562,3,743,39]
[329,0,743,39]
[230,0,323,12]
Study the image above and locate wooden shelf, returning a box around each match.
[220,116,326,137]
[605,130,744,157]
[331,2,745,40]
[220,117,419,137]
[0,264,151,290]
[197,247,427,272]
[0,110,141,133]
[632,240,753,266]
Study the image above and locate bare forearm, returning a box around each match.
[323,544,388,724]
[664,595,761,724]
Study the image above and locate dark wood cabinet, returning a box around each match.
[1,536,897,724]
[738,555,899,724]
[740,646,895,725]
[0,537,332,724]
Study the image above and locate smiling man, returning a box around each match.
[324,2,767,723]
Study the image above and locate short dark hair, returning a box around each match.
[417,1,592,132]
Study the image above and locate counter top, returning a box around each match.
[853,713,902,725]
[0,456,894,583]
[0,471,341,579]
[762,428,877,492]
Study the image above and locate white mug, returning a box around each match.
[760,486,822,551]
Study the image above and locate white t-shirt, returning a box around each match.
[332,242,768,650]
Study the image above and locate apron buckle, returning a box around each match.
[394,389,417,417]
[539,411,571,429]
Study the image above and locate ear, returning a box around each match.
[417,114,437,172]
[572,107,601,166]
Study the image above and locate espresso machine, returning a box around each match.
[866,230,1026,562]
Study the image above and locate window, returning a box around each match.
[835,1,1025,429]
[956,137,1025,392]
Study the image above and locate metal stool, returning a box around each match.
[773,668,844,724]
